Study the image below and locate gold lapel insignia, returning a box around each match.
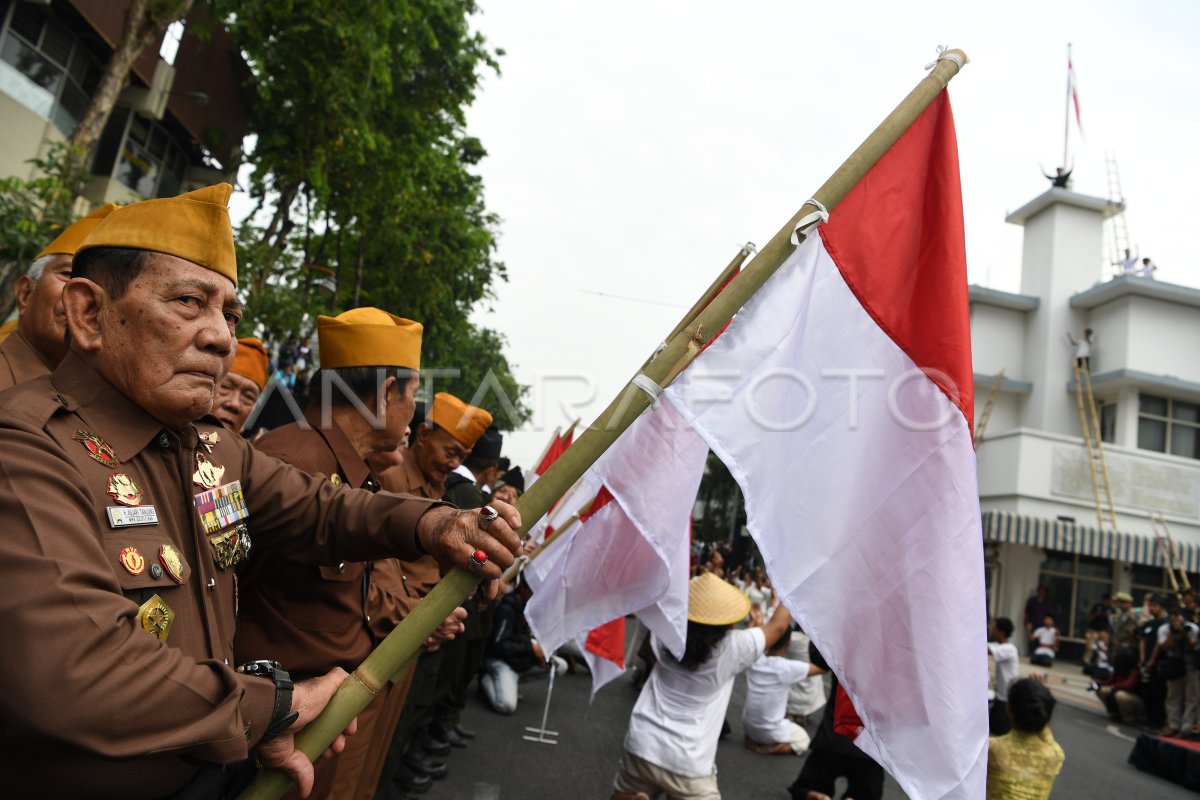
[210,523,251,570]
[330,473,343,486]
[107,473,144,507]
[73,430,118,467]
[137,594,174,641]
[118,546,145,575]
[199,430,220,453]
[192,453,226,489]
[158,544,185,584]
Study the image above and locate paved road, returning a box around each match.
[412,662,1193,799]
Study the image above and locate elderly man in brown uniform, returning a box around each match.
[0,203,117,389]
[0,185,521,800]
[212,336,270,433]
[236,307,460,800]
[360,393,492,799]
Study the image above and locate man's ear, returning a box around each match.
[61,278,106,353]
[13,275,34,316]
[379,374,398,412]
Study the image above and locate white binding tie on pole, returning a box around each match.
[742,241,758,256]
[790,199,829,245]
[632,373,664,409]
[926,45,964,71]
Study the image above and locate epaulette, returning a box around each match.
[0,376,71,430]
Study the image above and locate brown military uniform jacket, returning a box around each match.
[0,354,438,799]
[368,454,445,639]
[0,328,52,390]
[235,409,383,679]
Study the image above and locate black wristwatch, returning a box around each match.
[237,660,299,741]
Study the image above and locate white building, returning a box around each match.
[973,187,1200,655]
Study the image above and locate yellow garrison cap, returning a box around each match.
[36,203,119,259]
[687,573,751,626]
[429,392,492,449]
[230,337,269,391]
[317,307,423,371]
[76,183,237,285]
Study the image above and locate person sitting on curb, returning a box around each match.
[1029,614,1060,667]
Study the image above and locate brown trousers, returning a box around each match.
[347,665,416,800]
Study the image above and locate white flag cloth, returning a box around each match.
[666,92,986,799]
[523,399,707,663]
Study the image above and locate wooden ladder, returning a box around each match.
[1072,361,1117,530]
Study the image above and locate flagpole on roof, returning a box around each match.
[237,46,970,799]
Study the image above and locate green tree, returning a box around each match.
[218,0,528,426]
[0,142,90,321]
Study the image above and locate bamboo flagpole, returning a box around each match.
[239,48,968,799]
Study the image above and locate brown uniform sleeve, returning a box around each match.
[238,439,442,564]
[0,429,276,762]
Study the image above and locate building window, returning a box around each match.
[1098,401,1116,444]
[1131,563,1197,604]
[1037,550,1113,640]
[1138,394,1200,460]
[0,2,101,136]
[89,105,189,199]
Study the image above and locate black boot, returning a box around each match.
[401,749,448,780]
[391,763,432,796]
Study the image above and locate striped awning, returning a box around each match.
[982,509,1200,573]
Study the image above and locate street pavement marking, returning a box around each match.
[1104,724,1138,742]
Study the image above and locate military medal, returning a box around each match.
[107,473,144,507]
[118,546,145,575]
[192,453,226,489]
[73,430,118,467]
[159,544,185,584]
[199,430,220,453]
[330,473,343,486]
[210,523,252,570]
[137,594,174,641]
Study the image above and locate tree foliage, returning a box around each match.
[217,0,527,426]
[0,142,90,321]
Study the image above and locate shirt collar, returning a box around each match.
[401,448,441,499]
[303,405,373,490]
[453,463,476,482]
[50,351,175,460]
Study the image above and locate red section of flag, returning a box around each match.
[584,617,625,669]
[832,683,865,740]
[580,486,614,522]
[703,267,740,349]
[535,432,565,477]
[818,91,973,436]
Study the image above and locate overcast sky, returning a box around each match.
[455,1,1200,468]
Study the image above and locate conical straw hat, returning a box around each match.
[687,572,750,626]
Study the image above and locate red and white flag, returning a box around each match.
[523,399,707,679]
[664,90,984,799]
[1068,55,1084,136]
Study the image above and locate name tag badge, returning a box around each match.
[194,480,249,534]
[107,505,159,528]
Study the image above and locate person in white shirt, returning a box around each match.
[1066,329,1095,371]
[786,627,827,725]
[611,573,793,800]
[742,628,825,755]
[988,617,1020,735]
[1030,615,1060,667]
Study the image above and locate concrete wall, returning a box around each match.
[970,304,1028,381]
[0,91,61,182]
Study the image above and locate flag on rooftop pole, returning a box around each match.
[1068,49,1083,137]
[664,89,985,799]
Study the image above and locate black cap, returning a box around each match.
[496,465,524,493]
[472,424,503,460]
